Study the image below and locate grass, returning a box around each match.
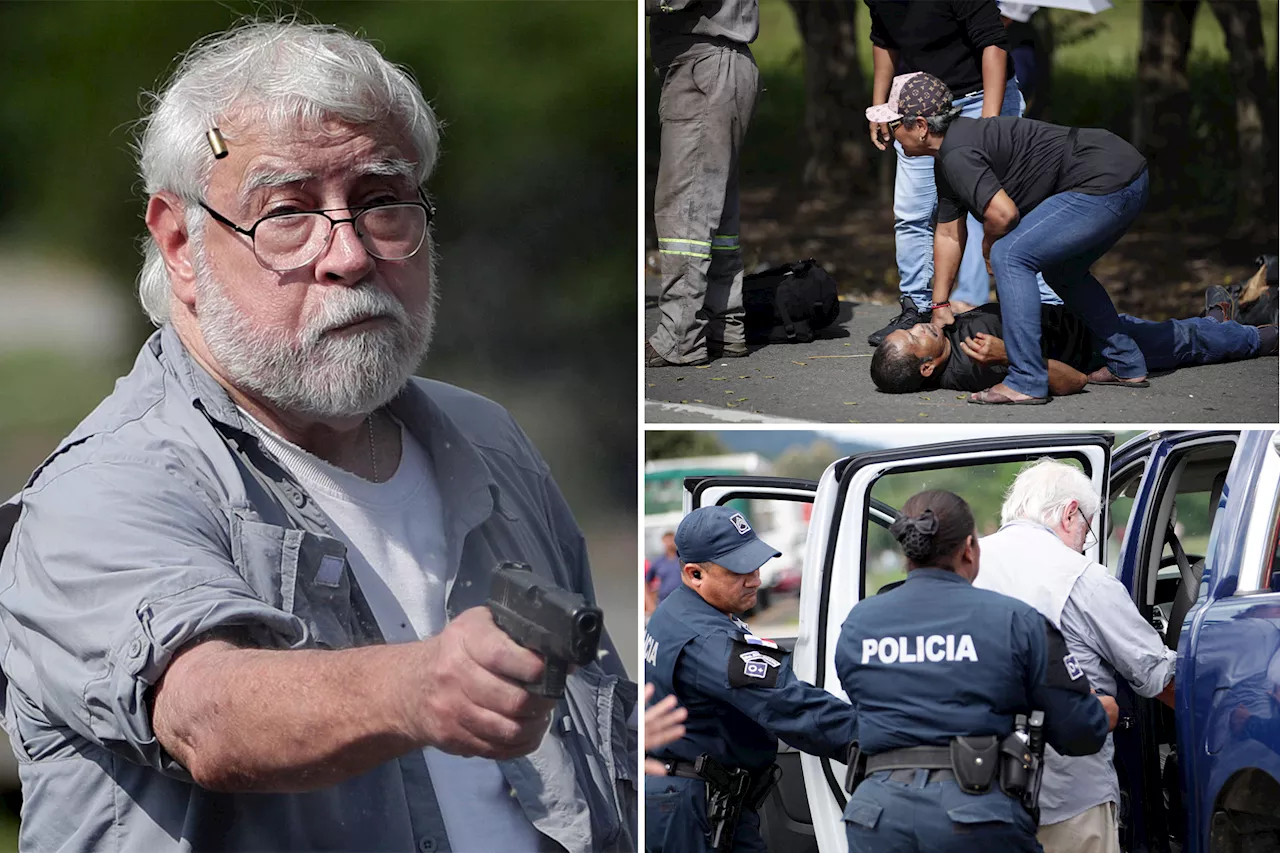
[750,0,1278,76]
[695,0,1280,217]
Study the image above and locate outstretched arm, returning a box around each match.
[932,217,967,327]
[153,608,555,792]
[681,634,856,762]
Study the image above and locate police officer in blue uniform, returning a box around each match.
[645,506,858,853]
[835,489,1118,852]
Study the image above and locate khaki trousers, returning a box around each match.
[1038,802,1120,853]
[650,44,759,363]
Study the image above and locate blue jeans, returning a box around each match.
[893,78,1060,310]
[990,169,1151,397]
[1121,314,1260,370]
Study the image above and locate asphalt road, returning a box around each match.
[645,301,1279,424]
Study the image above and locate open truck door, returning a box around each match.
[1106,430,1242,851]
[793,434,1113,853]
[681,474,823,850]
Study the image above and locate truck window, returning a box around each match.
[865,458,1087,595]
[713,496,811,630]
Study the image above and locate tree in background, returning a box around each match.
[645,431,727,461]
[1205,0,1276,230]
[773,439,841,481]
[1133,2,1200,208]
[785,0,871,195]
[1134,0,1275,228]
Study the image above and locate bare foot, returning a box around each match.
[967,382,1049,405]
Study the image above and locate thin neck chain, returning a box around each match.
[366,412,378,483]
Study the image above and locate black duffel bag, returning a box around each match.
[742,259,841,344]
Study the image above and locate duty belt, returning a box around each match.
[657,756,782,851]
[855,723,1045,824]
[865,746,951,773]
[659,758,780,808]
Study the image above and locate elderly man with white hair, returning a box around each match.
[975,458,1175,853]
[0,20,634,853]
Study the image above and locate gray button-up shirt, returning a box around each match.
[1038,566,1177,825]
[648,0,758,68]
[0,326,636,852]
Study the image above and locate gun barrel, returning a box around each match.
[487,561,604,698]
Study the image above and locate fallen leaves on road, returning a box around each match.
[792,361,807,366]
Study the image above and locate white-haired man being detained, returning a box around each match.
[973,458,1175,853]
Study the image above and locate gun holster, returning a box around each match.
[949,735,1000,793]
[694,754,751,852]
[998,734,1034,800]
[746,764,782,811]
[844,741,868,794]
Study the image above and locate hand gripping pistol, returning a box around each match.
[488,561,603,698]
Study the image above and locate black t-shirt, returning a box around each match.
[866,1,1011,96]
[935,116,1148,224]
[924,304,1103,392]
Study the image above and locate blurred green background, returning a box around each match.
[742,0,1277,202]
[0,2,637,841]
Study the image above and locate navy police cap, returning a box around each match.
[675,506,781,575]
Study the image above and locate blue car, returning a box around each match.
[681,429,1280,852]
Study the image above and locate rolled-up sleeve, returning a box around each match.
[1070,573,1176,698]
[954,1,1009,51]
[0,457,304,776]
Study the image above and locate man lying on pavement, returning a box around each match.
[870,295,1278,397]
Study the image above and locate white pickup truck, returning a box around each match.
[678,430,1280,853]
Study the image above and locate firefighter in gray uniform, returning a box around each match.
[835,490,1119,852]
[645,506,858,852]
[645,0,760,367]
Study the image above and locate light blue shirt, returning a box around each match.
[1038,565,1177,825]
[0,326,636,852]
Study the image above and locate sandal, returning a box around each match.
[1086,366,1149,388]
[967,387,1050,406]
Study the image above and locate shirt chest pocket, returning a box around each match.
[232,518,359,650]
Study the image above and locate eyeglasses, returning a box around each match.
[198,190,436,273]
[888,118,903,132]
[1076,508,1098,551]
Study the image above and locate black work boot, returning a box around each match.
[644,341,709,368]
[1202,285,1234,322]
[868,295,931,347]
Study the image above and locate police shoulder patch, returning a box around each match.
[728,639,785,688]
[1042,622,1091,694]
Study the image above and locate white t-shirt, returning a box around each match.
[243,412,543,853]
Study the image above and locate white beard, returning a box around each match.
[192,248,437,419]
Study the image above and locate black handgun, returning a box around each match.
[488,561,603,698]
[695,754,750,852]
[1024,710,1046,824]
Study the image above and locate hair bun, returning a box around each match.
[889,509,939,562]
